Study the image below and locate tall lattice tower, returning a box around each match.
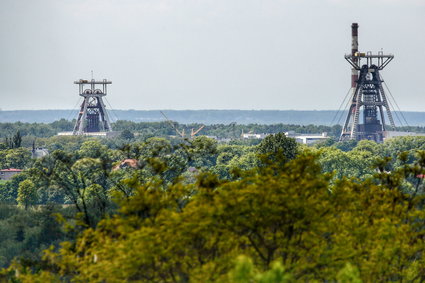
[73,79,113,135]
[340,23,395,142]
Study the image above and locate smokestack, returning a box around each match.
[351,23,359,88]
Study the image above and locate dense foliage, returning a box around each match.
[1,121,425,281]
[0,119,343,141]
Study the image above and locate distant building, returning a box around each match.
[292,133,329,145]
[58,131,120,138]
[0,169,23,181]
[240,131,329,144]
[201,136,232,143]
[204,135,218,140]
[384,131,425,141]
[32,147,49,159]
[241,133,270,139]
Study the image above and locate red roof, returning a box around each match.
[112,159,140,171]
[0,169,23,172]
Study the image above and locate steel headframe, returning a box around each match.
[72,79,113,135]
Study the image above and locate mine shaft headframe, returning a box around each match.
[74,79,112,97]
[345,52,394,70]
[72,78,113,135]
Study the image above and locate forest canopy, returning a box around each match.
[0,122,425,281]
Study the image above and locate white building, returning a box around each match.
[58,131,120,138]
[384,131,425,140]
[241,133,270,139]
[284,131,329,144]
[293,133,329,144]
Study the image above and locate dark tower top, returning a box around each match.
[351,23,358,37]
[351,23,359,88]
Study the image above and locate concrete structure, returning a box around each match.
[0,169,23,180]
[340,23,396,143]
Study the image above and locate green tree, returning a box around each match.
[336,263,362,283]
[7,150,425,282]
[138,137,172,159]
[27,150,112,227]
[17,180,38,210]
[5,148,31,169]
[333,139,358,152]
[0,173,28,204]
[50,119,74,132]
[188,136,218,168]
[257,133,298,162]
[4,131,23,149]
[119,129,135,140]
[227,256,293,283]
[13,131,22,148]
[77,140,110,159]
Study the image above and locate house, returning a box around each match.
[112,159,140,171]
[0,169,23,181]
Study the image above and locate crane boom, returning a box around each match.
[160,111,185,138]
[191,125,205,137]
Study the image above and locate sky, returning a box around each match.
[0,0,424,111]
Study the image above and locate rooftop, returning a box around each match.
[0,169,23,172]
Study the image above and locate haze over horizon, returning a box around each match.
[1,0,424,111]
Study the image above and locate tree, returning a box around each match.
[4,131,22,149]
[17,179,38,210]
[138,137,172,159]
[257,133,298,163]
[13,131,22,148]
[11,152,425,281]
[226,256,293,283]
[50,119,74,132]
[0,173,28,204]
[188,136,218,168]
[119,129,135,140]
[5,148,31,169]
[77,140,110,159]
[26,150,112,227]
[333,139,358,152]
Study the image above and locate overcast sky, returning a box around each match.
[0,0,424,111]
